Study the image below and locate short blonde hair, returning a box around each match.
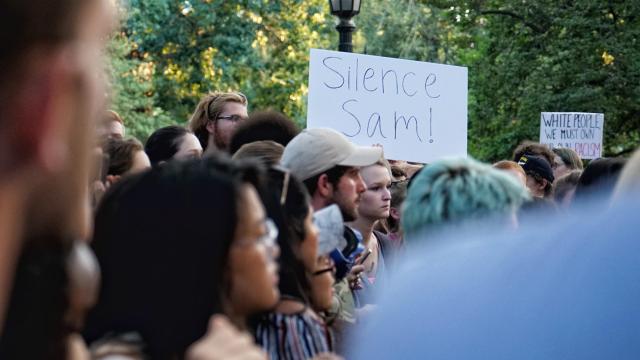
[103,110,124,125]
[188,92,247,150]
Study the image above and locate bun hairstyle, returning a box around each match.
[188,92,248,150]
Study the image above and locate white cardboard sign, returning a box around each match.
[307,49,468,163]
[539,112,604,159]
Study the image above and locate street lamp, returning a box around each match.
[329,0,362,53]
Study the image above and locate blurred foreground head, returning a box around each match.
[612,147,640,202]
[0,0,114,342]
[402,157,530,238]
[574,157,626,201]
[352,193,640,359]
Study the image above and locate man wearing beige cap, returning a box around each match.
[281,128,382,353]
[281,127,382,220]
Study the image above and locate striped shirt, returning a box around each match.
[255,309,334,359]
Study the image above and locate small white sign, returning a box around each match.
[539,112,604,159]
[307,49,468,163]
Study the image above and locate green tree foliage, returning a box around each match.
[108,0,333,141]
[432,0,640,160]
[108,0,640,160]
[107,30,173,140]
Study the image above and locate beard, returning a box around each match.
[213,122,230,151]
[334,194,360,222]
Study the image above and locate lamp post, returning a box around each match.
[329,0,362,53]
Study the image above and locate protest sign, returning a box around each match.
[539,112,604,159]
[307,49,468,163]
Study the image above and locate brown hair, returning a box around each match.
[553,147,583,170]
[188,92,248,150]
[104,138,144,176]
[493,160,526,178]
[530,171,554,198]
[512,141,556,169]
[554,170,582,203]
[231,140,284,167]
[103,110,124,125]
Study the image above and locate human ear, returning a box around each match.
[9,52,75,173]
[390,207,401,221]
[538,179,548,192]
[206,120,216,134]
[317,174,333,198]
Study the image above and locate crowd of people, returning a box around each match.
[1,0,640,359]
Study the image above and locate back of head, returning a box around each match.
[85,156,262,358]
[554,170,582,204]
[575,157,626,200]
[403,157,530,237]
[188,92,247,150]
[232,140,284,167]
[612,148,640,202]
[144,125,189,166]
[553,147,583,170]
[512,140,556,167]
[229,110,300,155]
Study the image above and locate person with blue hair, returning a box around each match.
[402,157,530,238]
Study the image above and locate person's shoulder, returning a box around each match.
[274,299,306,315]
[373,230,391,243]
[373,230,395,254]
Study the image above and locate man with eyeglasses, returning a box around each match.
[188,91,249,154]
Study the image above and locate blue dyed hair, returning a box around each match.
[402,157,530,237]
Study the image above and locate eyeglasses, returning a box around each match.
[269,166,291,206]
[280,170,290,206]
[216,114,247,123]
[312,256,336,276]
[260,218,279,247]
[313,267,336,276]
[236,218,279,248]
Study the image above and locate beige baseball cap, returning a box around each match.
[281,128,382,181]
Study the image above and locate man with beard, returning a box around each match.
[281,127,382,354]
[188,91,248,154]
[281,128,382,223]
